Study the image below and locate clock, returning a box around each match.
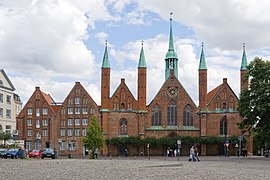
[167,86,178,98]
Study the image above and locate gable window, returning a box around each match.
[75,119,80,125]
[68,108,73,114]
[68,129,73,136]
[27,130,32,137]
[42,119,48,126]
[75,129,80,136]
[90,106,95,115]
[42,108,48,115]
[151,104,162,126]
[36,108,40,117]
[27,119,32,126]
[183,105,194,126]
[82,129,86,136]
[75,97,80,105]
[167,101,177,126]
[42,129,48,136]
[68,119,73,126]
[68,98,73,105]
[60,129,65,136]
[27,108,32,115]
[0,93,3,103]
[120,119,127,135]
[82,107,88,114]
[220,116,227,135]
[75,107,80,114]
[36,119,40,128]
[82,119,88,125]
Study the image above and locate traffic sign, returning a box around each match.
[238,135,243,141]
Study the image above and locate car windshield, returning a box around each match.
[0,149,6,151]
[8,149,19,152]
[43,148,52,152]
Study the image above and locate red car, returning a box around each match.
[29,150,42,158]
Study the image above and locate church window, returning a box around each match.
[229,96,234,109]
[220,116,227,135]
[113,98,119,110]
[121,103,125,109]
[223,103,226,110]
[151,104,162,126]
[120,119,127,135]
[183,105,194,126]
[167,101,177,126]
[215,96,221,109]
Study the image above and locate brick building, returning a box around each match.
[16,18,252,156]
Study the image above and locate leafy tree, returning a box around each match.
[238,57,270,147]
[82,116,105,159]
[0,132,12,146]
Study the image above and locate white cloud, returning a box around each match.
[95,32,109,45]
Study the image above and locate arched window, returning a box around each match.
[120,119,127,135]
[167,101,177,126]
[229,95,234,109]
[183,105,194,126]
[113,97,119,110]
[220,116,227,135]
[151,104,162,126]
[215,96,221,109]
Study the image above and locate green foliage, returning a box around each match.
[82,116,105,158]
[238,57,270,144]
[107,136,240,147]
[0,132,12,146]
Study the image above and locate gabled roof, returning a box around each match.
[0,69,16,91]
[111,78,136,101]
[206,78,239,106]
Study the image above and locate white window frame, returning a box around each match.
[27,130,32,137]
[82,119,88,126]
[6,95,11,104]
[68,119,73,126]
[42,119,48,126]
[68,108,73,115]
[60,141,66,151]
[60,129,65,136]
[26,142,33,150]
[82,129,86,136]
[75,97,80,105]
[0,93,3,103]
[36,108,40,117]
[75,107,80,114]
[82,107,88,114]
[27,119,32,126]
[0,108,3,118]
[42,129,48,136]
[27,108,32,115]
[42,108,48,115]
[36,119,40,128]
[67,129,72,136]
[75,129,80,136]
[75,119,80,126]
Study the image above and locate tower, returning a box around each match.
[137,41,147,111]
[198,43,207,108]
[240,43,248,91]
[165,14,178,80]
[101,41,110,138]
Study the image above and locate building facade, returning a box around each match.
[0,69,22,142]
[17,18,252,156]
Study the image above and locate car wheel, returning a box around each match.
[15,155,18,159]
[41,156,44,159]
[11,156,14,159]
[4,156,7,159]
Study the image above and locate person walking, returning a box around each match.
[194,144,200,162]
[189,146,195,162]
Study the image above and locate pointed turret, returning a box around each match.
[240,43,247,70]
[138,41,147,112]
[102,41,110,68]
[138,41,146,67]
[199,43,207,70]
[198,42,207,108]
[165,13,179,80]
[240,43,248,91]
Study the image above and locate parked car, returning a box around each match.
[29,149,42,158]
[4,148,20,159]
[0,148,7,158]
[41,148,55,159]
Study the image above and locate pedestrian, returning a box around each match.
[124,149,128,157]
[94,148,98,159]
[189,146,195,162]
[194,144,200,162]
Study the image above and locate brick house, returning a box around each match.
[16,18,252,156]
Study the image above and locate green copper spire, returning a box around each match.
[138,41,147,68]
[165,13,179,80]
[199,42,207,70]
[165,14,178,59]
[241,43,247,70]
[102,41,110,68]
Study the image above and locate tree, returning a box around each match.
[238,57,270,146]
[82,116,105,159]
[0,132,12,146]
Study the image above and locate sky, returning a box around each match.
[1,0,270,106]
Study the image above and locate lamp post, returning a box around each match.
[177,140,181,161]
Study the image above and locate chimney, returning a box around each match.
[121,78,125,83]
[223,78,227,83]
